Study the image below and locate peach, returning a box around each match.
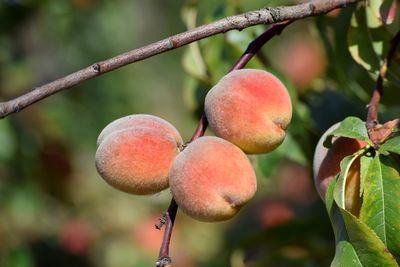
[313,123,367,213]
[204,69,292,154]
[95,115,183,195]
[169,136,257,222]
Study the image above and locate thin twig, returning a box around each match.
[0,0,359,119]
[366,29,400,144]
[156,199,178,267]
[155,20,293,267]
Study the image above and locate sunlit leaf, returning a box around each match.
[323,117,370,148]
[348,2,392,73]
[331,241,362,267]
[380,136,400,155]
[360,154,400,261]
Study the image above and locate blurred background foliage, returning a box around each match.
[0,0,399,267]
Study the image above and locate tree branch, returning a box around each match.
[366,29,400,144]
[0,0,360,119]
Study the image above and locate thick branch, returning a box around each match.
[0,0,359,119]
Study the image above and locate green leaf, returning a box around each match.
[326,177,348,243]
[348,2,392,73]
[380,136,400,155]
[331,241,362,267]
[323,117,369,148]
[327,179,363,267]
[182,44,209,82]
[381,155,400,261]
[360,154,400,261]
[181,6,209,82]
[334,153,362,210]
[359,154,373,197]
[340,207,398,266]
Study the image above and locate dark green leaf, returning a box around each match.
[323,117,370,148]
[359,154,373,197]
[340,207,398,266]
[327,179,362,267]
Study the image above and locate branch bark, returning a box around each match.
[0,0,360,119]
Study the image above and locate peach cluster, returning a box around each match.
[95,69,293,222]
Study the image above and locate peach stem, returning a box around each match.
[155,21,293,267]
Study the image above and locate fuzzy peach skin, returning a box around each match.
[96,126,182,195]
[169,136,257,222]
[204,69,292,154]
[97,114,183,147]
[313,123,368,213]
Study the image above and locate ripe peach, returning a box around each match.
[313,123,367,213]
[169,136,257,222]
[95,115,183,195]
[204,69,292,154]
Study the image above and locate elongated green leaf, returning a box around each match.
[327,179,368,267]
[334,153,361,210]
[380,136,400,155]
[340,208,398,266]
[360,154,400,258]
[360,154,400,261]
[323,117,370,148]
[359,154,373,197]
[380,155,400,261]
[360,156,386,241]
[331,241,362,267]
[326,177,348,242]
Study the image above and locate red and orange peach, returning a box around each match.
[169,136,257,222]
[95,115,183,195]
[204,69,292,154]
